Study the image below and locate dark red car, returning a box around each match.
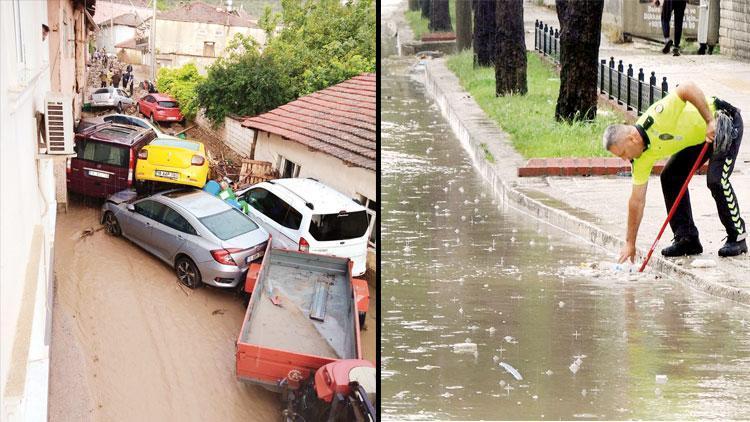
[67,123,156,198]
[137,93,185,124]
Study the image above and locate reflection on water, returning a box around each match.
[380,56,750,420]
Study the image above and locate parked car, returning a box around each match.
[90,87,135,113]
[101,189,269,289]
[67,123,156,198]
[137,93,185,125]
[135,138,209,189]
[236,178,371,276]
[77,114,179,139]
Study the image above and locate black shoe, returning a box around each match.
[661,236,703,257]
[662,39,673,54]
[672,47,681,56]
[718,239,748,257]
[697,44,707,55]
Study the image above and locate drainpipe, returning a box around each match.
[249,130,258,159]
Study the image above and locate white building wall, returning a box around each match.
[225,116,254,157]
[96,24,136,52]
[253,132,376,201]
[1,0,56,420]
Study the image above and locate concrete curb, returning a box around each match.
[421,58,750,306]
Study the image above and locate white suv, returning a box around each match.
[237,178,371,276]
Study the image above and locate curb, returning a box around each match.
[421,58,750,306]
[518,157,710,177]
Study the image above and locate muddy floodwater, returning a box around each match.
[48,196,375,421]
[380,56,750,420]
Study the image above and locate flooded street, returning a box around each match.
[380,54,750,420]
[48,197,376,421]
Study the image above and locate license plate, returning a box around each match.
[246,250,264,264]
[88,170,110,179]
[155,170,179,180]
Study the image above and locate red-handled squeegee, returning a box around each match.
[639,142,710,272]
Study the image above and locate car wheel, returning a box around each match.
[358,311,366,328]
[103,211,121,236]
[116,102,123,113]
[175,256,202,289]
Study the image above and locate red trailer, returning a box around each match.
[236,244,369,390]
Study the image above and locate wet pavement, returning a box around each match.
[381,28,750,420]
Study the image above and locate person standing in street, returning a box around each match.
[656,0,687,56]
[603,81,747,262]
[112,69,121,89]
[99,70,107,88]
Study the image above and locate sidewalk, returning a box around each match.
[401,1,750,304]
[520,2,750,299]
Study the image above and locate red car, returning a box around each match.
[137,93,185,125]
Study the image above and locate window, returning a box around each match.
[199,209,259,241]
[135,200,165,221]
[80,141,129,167]
[160,207,196,235]
[358,195,377,247]
[308,211,369,242]
[245,188,302,230]
[117,89,129,98]
[279,156,300,178]
[203,41,215,57]
[157,101,178,108]
[94,88,110,94]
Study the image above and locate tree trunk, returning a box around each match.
[495,0,526,95]
[554,0,604,122]
[456,0,472,51]
[409,0,420,11]
[429,0,452,32]
[473,0,495,66]
[421,0,431,19]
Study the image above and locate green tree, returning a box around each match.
[155,63,205,121]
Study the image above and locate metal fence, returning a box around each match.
[534,20,670,115]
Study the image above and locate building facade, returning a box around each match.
[1,0,93,419]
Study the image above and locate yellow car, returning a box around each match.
[135,138,209,188]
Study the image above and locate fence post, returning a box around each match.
[661,77,668,98]
[608,57,615,99]
[543,24,548,55]
[649,71,656,106]
[626,64,633,110]
[535,20,539,51]
[555,29,560,62]
[600,59,606,93]
[617,59,624,104]
[637,68,644,114]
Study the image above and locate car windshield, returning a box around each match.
[199,208,258,241]
[79,141,129,167]
[158,101,178,108]
[151,138,199,151]
[308,210,369,241]
[104,115,148,129]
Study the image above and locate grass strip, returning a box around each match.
[405,0,456,41]
[446,50,621,158]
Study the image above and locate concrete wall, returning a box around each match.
[96,24,136,53]
[47,0,87,122]
[719,0,750,61]
[225,116,254,157]
[253,132,376,202]
[1,0,57,420]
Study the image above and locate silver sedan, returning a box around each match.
[101,188,269,289]
[90,87,135,113]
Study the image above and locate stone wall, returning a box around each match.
[194,111,255,158]
[720,0,750,61]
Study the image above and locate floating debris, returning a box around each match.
[453,339,477,354]
[655,374,668,384]
[416,365,441,371]
[499,362,523,380]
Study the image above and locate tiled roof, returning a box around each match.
[242,73,376,172]
[157,1,257,28]
[114,37,136,48]
[100,12,142,28]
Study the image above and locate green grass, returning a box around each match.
[405,0,456,41]
[446,50,621,158]
[480,143,495,163]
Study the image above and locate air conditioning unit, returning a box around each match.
[45,92,74,155]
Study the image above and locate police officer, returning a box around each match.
[603,81,747,262]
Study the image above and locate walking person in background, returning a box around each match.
[99,70,107,88]
[122,69,130,91]
[112,69,121,89]
[655,0,687,56]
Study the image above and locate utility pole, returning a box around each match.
[151,0,156,81]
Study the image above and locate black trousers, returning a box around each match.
[661,0,687,47]
[661,109,746,242]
